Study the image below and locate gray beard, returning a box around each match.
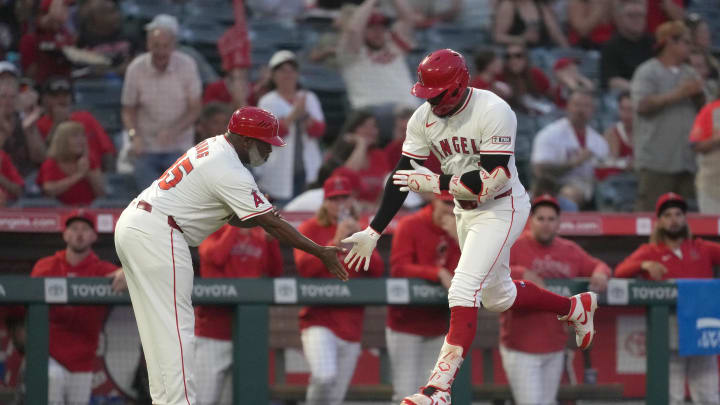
[247,143,266,167]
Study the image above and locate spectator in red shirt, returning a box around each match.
[386,192,461,401]
[203,64,258,108]
[567,0,614,49]
[323,110,391,210]
[295,176,384,405]
[383,105,441,173]
[37,121,106,205]
[615,192,720,405]
[0,137,24,206]
[195,102,234,144]
[498,44,553,114]
[501,195,610,405]
[469,48,512,99]
[646,0,684,36]
[689,95,720,214]
[19,0,75,83]
[30,209,126,405]
[37,77,116,171]
[194,224,282,405]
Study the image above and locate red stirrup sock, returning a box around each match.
[446,306,478,356]
[511,280,571,315]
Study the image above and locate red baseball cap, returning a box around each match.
[531,194,560,213]
[323,176,352,199]
[553,57,578,71]
[62,209,95,231]
[655,192,687,217]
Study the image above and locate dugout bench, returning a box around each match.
[7,276,677,405]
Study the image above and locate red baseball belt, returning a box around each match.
[456,189,512,210]
[136,200,183,233]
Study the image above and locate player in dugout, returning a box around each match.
[31,209,127,405]
[295,175,385,405]
[193,222,283,404]
[615,192,720,405]
[500,194,610,405]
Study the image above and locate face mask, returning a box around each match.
[247,141,267,167]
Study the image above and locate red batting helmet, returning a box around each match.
[411,49,470,117]
[227,107,286,147]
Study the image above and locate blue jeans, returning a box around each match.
[134,152,183,191]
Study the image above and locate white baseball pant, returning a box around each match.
[48,357,93,405]
[115,203,196,405]
[386,328,445,401]
[448,193,530,310]
[301,326,361,405]
[499,345,564,405]
[669,352,720,405]
[194,337,233,405]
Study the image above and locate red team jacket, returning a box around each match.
[30,250,118,372]
[332,148,391,203]
[195,225,283,340]
[615,238,720,280]
[37,111,116,164]
[36,155,102,205]
[501,231,611,353]
[295,217,385,342]
[387,205,460,336]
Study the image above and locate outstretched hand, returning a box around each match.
[319,246,349,281]
[342,226,381,271]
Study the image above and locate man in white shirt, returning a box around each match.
[531,90,609,207]
[337,0,418,109]
[121,14,202,190]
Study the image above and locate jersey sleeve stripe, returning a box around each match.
[239,206,273,221]
[478,150,514,155]
[401,151,429,159]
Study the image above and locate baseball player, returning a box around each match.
[194,224,283,405]
[31,210,126,405]
[341,49,598,405]
[387,192,461,401]
[114,106,348,405]
[616,193,720,405]
[500,195,610,405]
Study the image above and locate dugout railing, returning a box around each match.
[7,276,677,405]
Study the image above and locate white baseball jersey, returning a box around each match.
[401,88,525,197]
[137,134,273,246]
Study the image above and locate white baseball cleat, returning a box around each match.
[401,386,451,405]
[559,292,598,350]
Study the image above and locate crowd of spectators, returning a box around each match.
[0,0,717,214]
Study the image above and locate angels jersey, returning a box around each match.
[137,134,273,246]
[401,88,525,198]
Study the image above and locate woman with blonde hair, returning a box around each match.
[295,175,384,405]
[37,121,105,205]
